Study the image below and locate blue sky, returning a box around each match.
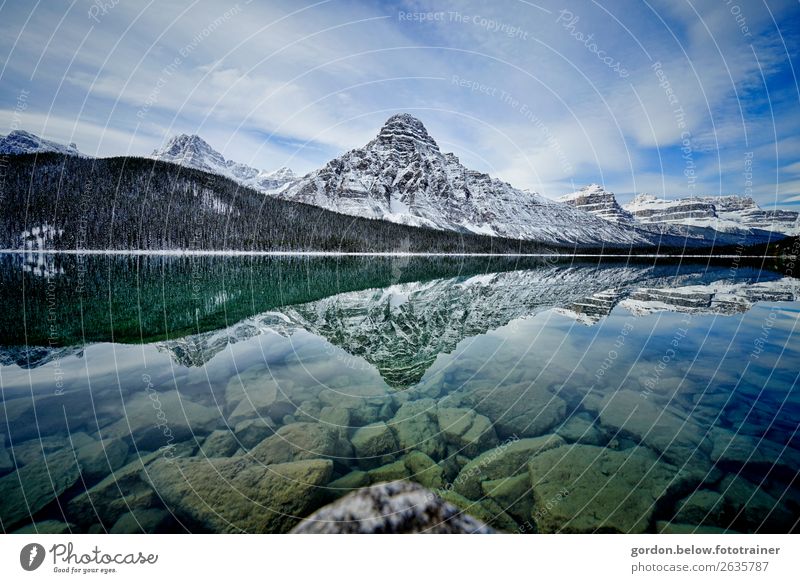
[1,0,799,207]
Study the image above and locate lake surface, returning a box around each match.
[1,253,798,533]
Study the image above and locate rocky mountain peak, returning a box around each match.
[374,113,439,153]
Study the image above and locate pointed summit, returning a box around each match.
[375,113,438,152]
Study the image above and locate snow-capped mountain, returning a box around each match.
[151,134,295,193]
[624,193,799,235]
[0,130,83,156]
[558,184,634,223]
[278,114,649,246]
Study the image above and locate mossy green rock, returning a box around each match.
[460,382,567,438]
[527,445,674,533]
[326,470,370,498]
[110,508,172,533]
[0,449,80,529]
[403,451,445,490]
[439,490,518,532]
[481,473,533,523]
[13,520,74,534]
[368,459,409,483]
[250,422,352,464]
[389,398,445,459]
[351,421,398,465]
[200,429,240,457]
[76,438,129,481]
[454,434,565,499]
[146,456,333,533]
[672,489,726,526]
[437,406,498,456]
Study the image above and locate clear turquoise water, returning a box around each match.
[0,254,798,533]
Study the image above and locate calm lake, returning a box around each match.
[1,253,798,533]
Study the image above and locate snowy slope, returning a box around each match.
[0,130,83,156]
[151,134,295,193]
[278,114,650,247]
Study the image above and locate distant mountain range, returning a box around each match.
[150,134,296,193]
[559,184,798,236]
[0,130,83,157]
[1,116,796,250]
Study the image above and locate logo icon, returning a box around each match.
[20,543,46,571]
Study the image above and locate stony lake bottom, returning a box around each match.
[0,253,798,534]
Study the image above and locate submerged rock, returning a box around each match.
[225,370,280,424]
[291,481,495,533]
[389,399,446,459]
[350,421,398,466]
[481,473,534,524]
[200,429,240,457]
[555,412,609,446]
[460,382,567,438]
[10,432,93,467]
[672,489,727,526]
[454,434,565,499]
[0,449,81,529]
[588,390,712,468]
[437,406,498,456]
[403,451,445,490]
[109,508,173,534]
[0,434,14,474]
[710,427,798,471]
[67,444,193,529]
[326,470,370,497]
[147,456,333,533]
[233,418,276,449]
[655,521,737,534]
[438,490,519,532]
[368,459,409,483]
[103,391,219,451]
[527,444,675,533]
[250,422,352,464]
[76,438,129,481]
[718,475,795,533]
[13,520,74,534]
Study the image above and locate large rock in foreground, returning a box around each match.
[147,456,333,533]
[291,481,495,533]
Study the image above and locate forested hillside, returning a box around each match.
[0,153,562,253]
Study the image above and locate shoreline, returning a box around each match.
[0,249,788,259]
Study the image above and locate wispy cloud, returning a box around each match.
[1,0,798,205]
